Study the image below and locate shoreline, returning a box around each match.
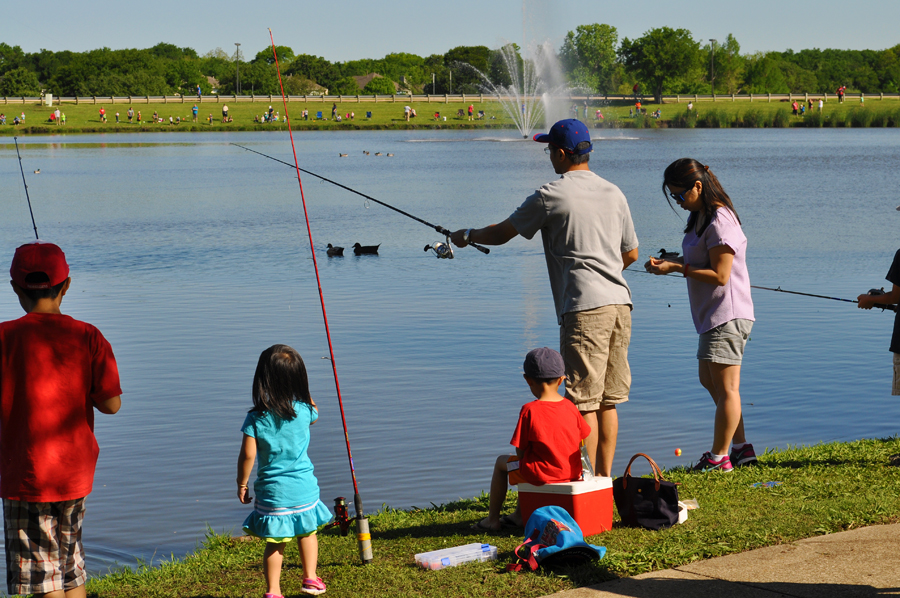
[4,99,899,135]
[83,436,900,598]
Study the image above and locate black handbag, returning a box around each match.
[612,453,680,531]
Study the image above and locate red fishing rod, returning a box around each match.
[268,29,372,564]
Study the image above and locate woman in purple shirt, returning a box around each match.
[646,158,756,473]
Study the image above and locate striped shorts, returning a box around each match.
[3,497,87,595]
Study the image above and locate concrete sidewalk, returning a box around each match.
[544,523,900,598]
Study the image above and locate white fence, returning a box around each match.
[3,93,899,106]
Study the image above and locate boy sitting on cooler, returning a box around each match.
[473,347,590,531]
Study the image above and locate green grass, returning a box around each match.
[82,437,900,598]
[0,101,535,134]
[3,98,900,134]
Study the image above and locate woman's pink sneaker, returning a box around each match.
[691,452,733,472]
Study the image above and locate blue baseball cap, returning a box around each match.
[533,119,593,155]
[523,347,566,379]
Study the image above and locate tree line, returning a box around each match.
[1,26,899,102]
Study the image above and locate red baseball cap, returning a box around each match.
[10,242,70,289]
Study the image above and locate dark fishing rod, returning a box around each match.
[626,267,896,312]
[230,142,490,255]
[749,284,896,312]
[13,137,39,240]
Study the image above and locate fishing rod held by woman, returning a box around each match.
[645,158,756,473]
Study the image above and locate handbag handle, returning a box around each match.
[620,452,666,491]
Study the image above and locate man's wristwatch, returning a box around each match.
[463,228,474,243]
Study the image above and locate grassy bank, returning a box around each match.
[4,98,900,135]
[0,101,531,135]
[83,437,900,598]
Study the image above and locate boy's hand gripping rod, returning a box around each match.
[229,142,490,256]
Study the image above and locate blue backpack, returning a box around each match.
[507,505,606,572]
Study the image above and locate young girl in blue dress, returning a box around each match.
[237,345,333,597]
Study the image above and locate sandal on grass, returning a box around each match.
[500,514,522,528]
[301,576,327,595]
[470,518,501,532]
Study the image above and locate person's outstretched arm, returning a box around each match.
[450,219,518,247]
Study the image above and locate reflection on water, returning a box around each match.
[1,129,899,578]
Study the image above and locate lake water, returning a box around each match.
[1,127,899,578]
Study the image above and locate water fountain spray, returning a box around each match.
[454,41,578,139]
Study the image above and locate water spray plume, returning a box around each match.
[454,41,576,139]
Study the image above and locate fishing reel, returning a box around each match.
[424,234,454,259]
[322,496,352,536]
[867,287,893,311]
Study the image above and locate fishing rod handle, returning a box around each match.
[435,226,490,254]
[469,242,490,254]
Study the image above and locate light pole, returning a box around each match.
[449,70,452,94]
[235,43,241,95]
[432,73,435,95]
[708,39,717,97]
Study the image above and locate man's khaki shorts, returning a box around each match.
[560,304,632,412]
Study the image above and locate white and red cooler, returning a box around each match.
[517,476,613,537]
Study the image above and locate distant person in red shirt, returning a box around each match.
[472,348,590,531]
[0,242,122,597]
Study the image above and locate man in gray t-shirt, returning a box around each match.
[451,119,639,477]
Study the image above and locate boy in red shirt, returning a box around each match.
[473,347,590,531]
[1,242,122,598]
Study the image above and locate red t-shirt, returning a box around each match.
[510,399,591,485]
[0,313,122,502]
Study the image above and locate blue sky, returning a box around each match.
[9,0,900,61]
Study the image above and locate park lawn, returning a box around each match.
[634,96,900,128]
[84,437,900,598]
[3,97,900,134]
[0,100,527,133]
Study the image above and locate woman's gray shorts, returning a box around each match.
[697,319,753,365]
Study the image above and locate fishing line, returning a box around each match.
[228,145,490,255]
[268,29,372,565]
[13,137,39,240]
[626,267,896,312]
